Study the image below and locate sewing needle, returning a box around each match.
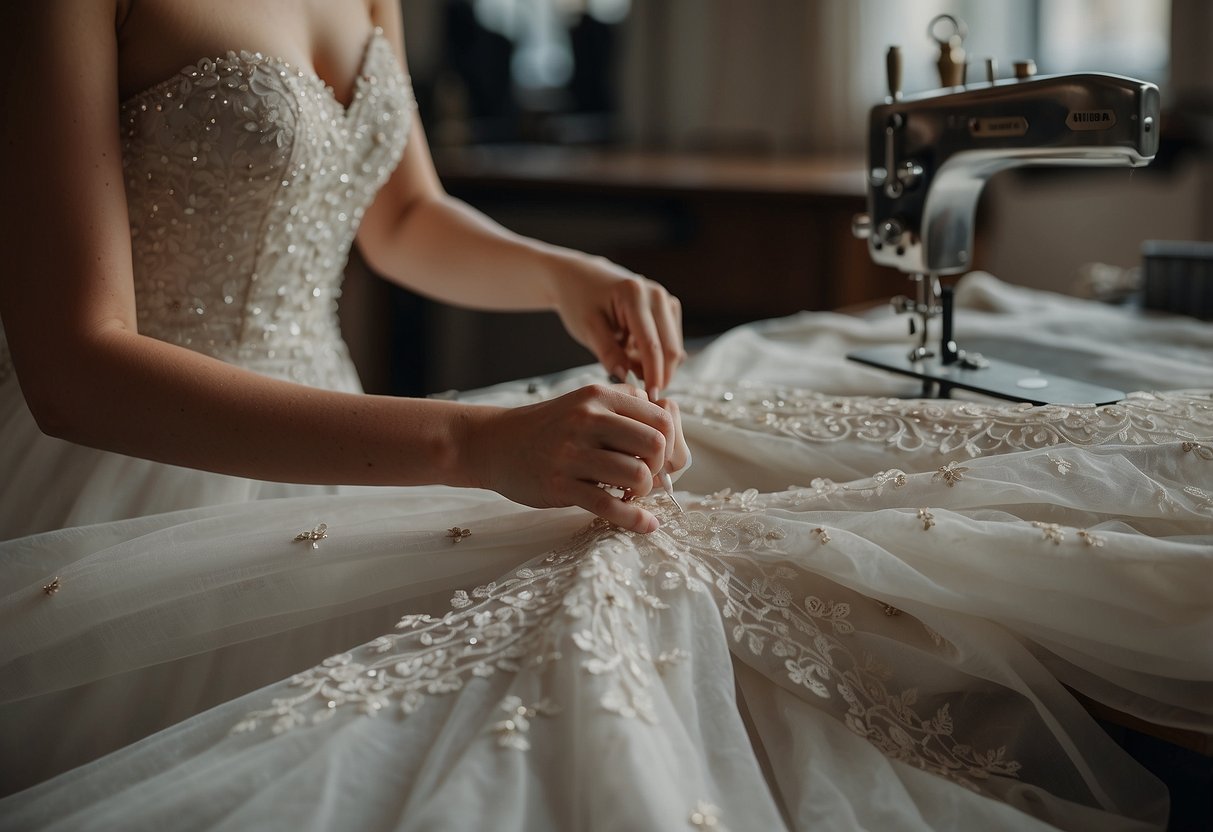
[623,370,684,516]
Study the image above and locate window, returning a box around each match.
[1037,0,1169,81]
[472,0,631,89]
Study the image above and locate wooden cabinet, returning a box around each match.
[437,146,903,334]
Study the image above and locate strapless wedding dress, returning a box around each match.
[0,27,409,539]
[2,26,1212,832]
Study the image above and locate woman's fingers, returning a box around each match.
[474,384,684,534]
[654,398,690,472]
[649,286,686,389]
[569,481,659,534]
[599,385,674,471]
[615,284,665,400]
[576,449,655,496]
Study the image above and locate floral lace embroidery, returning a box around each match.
[1032,522,1065,544]
[489,696,559,750]
[773,470,908,510]
[1182,441,1213,460]
[234,516,702,732]
[1077,529,1106,547]
[706,541,1019,788]
[1046,453,1073,475]
[1184,486,1213,513]
[677,383,1213,461]
[234,498,1024,791]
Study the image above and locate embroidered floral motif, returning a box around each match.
[699,488,762,512]
[1076,529,1105,547]
[1181,440,1213,460]
[1184,486,1213,513]
[235,500,1023,791]
[717,557,1021,788]
[871,469,909,493]
[1155,488,1179,514]
[1046,453,1073,475]
[679,384,1213,461]
[446,527,472,544]
[294,523,328,549]
[812,527,832,544]
[1032,522,1065,544]
[235,513,754,732]
[667,511,787,553]
[933,461,970,487]
[917,508,936,530]
[780,469,911,506]
[489,696,559,750]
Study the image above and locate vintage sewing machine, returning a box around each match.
[849,17,1161,405]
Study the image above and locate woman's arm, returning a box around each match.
[357,1,685,398]
[0,1,682,533]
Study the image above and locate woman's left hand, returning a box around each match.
[551,255,686,400]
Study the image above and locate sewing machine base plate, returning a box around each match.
[848,345,1126,406]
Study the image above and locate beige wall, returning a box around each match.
[982,0,1212,292]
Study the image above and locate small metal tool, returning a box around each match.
[660,469,684,515]
[622,370,684,515]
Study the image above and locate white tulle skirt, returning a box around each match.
[1,275,1211,830]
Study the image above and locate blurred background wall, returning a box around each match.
[341,0,1210,395]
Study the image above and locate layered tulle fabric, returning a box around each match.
[2,274,1211,830]
[1,479,1195,831]
[0,21,1209,823]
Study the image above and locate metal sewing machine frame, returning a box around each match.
[848,15,1161,405]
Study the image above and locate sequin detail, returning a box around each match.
[118,29,412,390]
[294,523,329,549]
[933,461,970,487]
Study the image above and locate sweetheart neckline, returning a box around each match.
[119,26,387,118]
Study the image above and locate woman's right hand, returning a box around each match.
[464,384,688,533]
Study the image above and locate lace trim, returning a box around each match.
[676,384,1213,457]
[234,494,1024,791]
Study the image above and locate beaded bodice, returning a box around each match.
[118,28,411,389]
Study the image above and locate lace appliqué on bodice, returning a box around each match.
[119,28,412,389]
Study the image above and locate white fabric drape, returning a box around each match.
[1,274,1209,831]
